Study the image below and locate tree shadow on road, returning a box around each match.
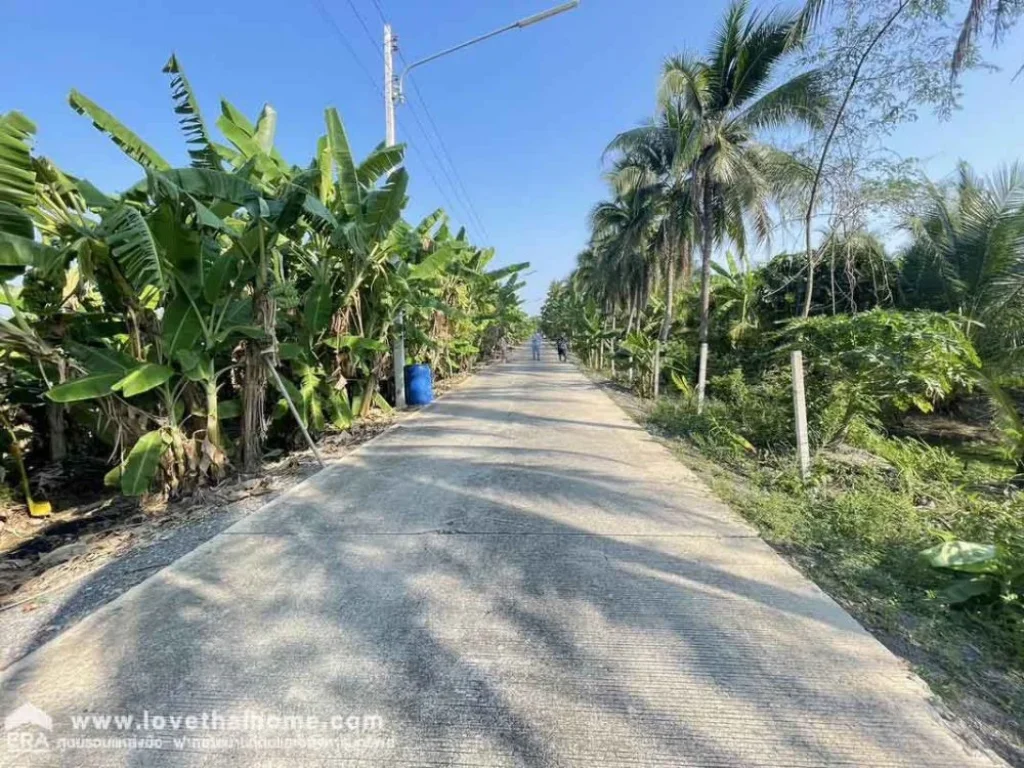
[0,365,992,767]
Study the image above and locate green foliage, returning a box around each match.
[0,112,38,209]
[120,429,170,496]
[759,236,897,322]
[920,538,1024,609]
[781,309,981,440]
[162,55,222,171]
[2,56,529,509]
[652,368,789,454]
[67,90,170,171]
[653,407,1023,654]
[112,363,175,398]
[45,373,122,403]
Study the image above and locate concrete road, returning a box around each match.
[0,346,1001,766]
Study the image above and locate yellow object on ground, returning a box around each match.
[28,499,53,517]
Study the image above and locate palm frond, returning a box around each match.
[725,5,803,109]
[659,55,710,117]
[732,69,830,133]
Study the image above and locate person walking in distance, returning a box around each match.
[530,331,543,361]
[497,333,508,363]
[556,336,568,362]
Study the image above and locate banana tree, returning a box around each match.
[38,174,260,494]
[285,108,410,413]
[1,57,531,507]
[711,251,761,347]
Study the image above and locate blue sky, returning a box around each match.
[4,0,1023,313]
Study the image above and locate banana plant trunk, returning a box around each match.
[697,181,713,413]
[205,378,222,448]
[361,374,378,418]
[46,359,68,462]
[241,290,275,472]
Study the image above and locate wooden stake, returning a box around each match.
[263,352,325,468]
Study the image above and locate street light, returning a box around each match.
[384,1,580,408]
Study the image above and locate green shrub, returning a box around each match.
[779,309,981,438]
[706,368,793,449]
[649,397,753,461]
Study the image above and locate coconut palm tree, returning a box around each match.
[589,187,659,337]
[902,162,1024,364]
[606,105,697,396]
[658,0,829,409]
[900,161,1024,465]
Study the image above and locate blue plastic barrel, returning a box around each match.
[404,364,434,406]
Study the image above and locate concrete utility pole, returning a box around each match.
[384,24,396,148]
[384,24,405,409]
[384,2,579,409]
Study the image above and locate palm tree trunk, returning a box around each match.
[627,286,640,385]
[654,254,676,399]
[697,182,713,413]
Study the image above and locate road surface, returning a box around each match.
[0,345,1001,766]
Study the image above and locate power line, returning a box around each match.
[367,0,388,25]
[342,0,385,61]
[329,0,490,241]
[346,0,488,238]
[310,0,381,97]
[404,141,465,228]
[399,97,480,232]
[402,73,492,241]
[361,0,490,240]
[309,0,463,229]
[401,94,487,239]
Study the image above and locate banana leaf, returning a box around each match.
[121,429,170,496]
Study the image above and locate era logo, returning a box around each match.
[4,703,52,753]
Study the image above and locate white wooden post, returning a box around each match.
[791,349,811,480]
[653,344,660,398]
[696,342,708,413]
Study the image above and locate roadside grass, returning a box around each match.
[644,395,1024,763]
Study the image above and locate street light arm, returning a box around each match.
[399,22,518,89]
[397,1,579,95]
